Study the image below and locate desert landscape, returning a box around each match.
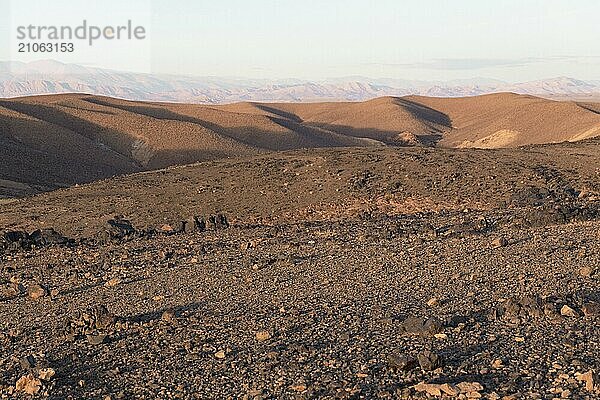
[2,92,599,197]
[0,88,599,399]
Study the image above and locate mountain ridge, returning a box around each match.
[2,60,600,103]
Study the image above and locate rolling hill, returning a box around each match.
[1,92,599,198]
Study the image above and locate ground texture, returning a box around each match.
[1,142,599,399]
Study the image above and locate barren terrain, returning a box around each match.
[1,93,599,198]
[1,138,599,398]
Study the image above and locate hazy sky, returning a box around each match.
[2,0,599,81]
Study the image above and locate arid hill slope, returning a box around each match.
[0,138,598,238]
[406,93,600,147]
[1,93,599,197]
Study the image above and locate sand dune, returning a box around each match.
[1,92,599,197]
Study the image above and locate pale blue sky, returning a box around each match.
[2,0,599,81]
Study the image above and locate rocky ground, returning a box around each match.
[0,142,599,399]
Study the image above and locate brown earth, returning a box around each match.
[1,139,599,399]
[0,138,598,238]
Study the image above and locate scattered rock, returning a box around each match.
[456,381,484,394]
[104,277,121,287]
[19,355,36,370]
[208,214,229,230]
[414,382,443,397]
[27,283,48,300]
[494,296,545,322]
[582,302,600,317]
[427,297,440,307]
[491,237,509,248]
[387,352,417,371]
[87,334,107,345]
[255,330,271,342]
[2,229,70,250]
[70,305,116,337]
[401,316,444,336]
[15,374,41,395]
[105,216,136,241]
[414,381,483,398]
[38,368,55,381]
[29,228,69,246]
[560,304,578,317]
[185,216,206,233]
[161,308,177,323]
[417,350,441,371]
[576,370,597,392]
[578,266,595,278]
[158,224,175,234]
[214,350,226,359]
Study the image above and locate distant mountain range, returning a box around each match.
[2,60,600,103]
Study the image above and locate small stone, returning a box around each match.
[440,383,459,396]
[255,330,271,342]
[19,355,36,370]
[582,302,600,317]
[401,316,443,336]
[387,353,417,371]
[27,284,48,300]
[414,382,442,396]
[214,350,226,359]
[161,309,177,323]
[247,388,263,397]
[159,224,174,233]
[576,370,597,392]
[427,297,439,307]
[492,359,504,369]
[104,278,121,287]
[417,350,441,371]
[87,334,107,345]
[456,382,484,393]
[291,384,307,392]
[15,374,41,395]
[38,368,55,381]
[491,237,509,248]
[578,266,594,278]
[560,305,578,317]
[434,333,448,340]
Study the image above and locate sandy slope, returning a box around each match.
[406,93,600,148]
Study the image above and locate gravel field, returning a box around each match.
[1,142,599,399]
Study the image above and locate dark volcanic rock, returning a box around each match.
[69,305,117,338]
[417,351,442,371]
[400,316,444,336]
[387,352,417,371]
[104,216,136,241]
[208,214,229,230]
[182,216,207,234]
[29,228,69,246]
